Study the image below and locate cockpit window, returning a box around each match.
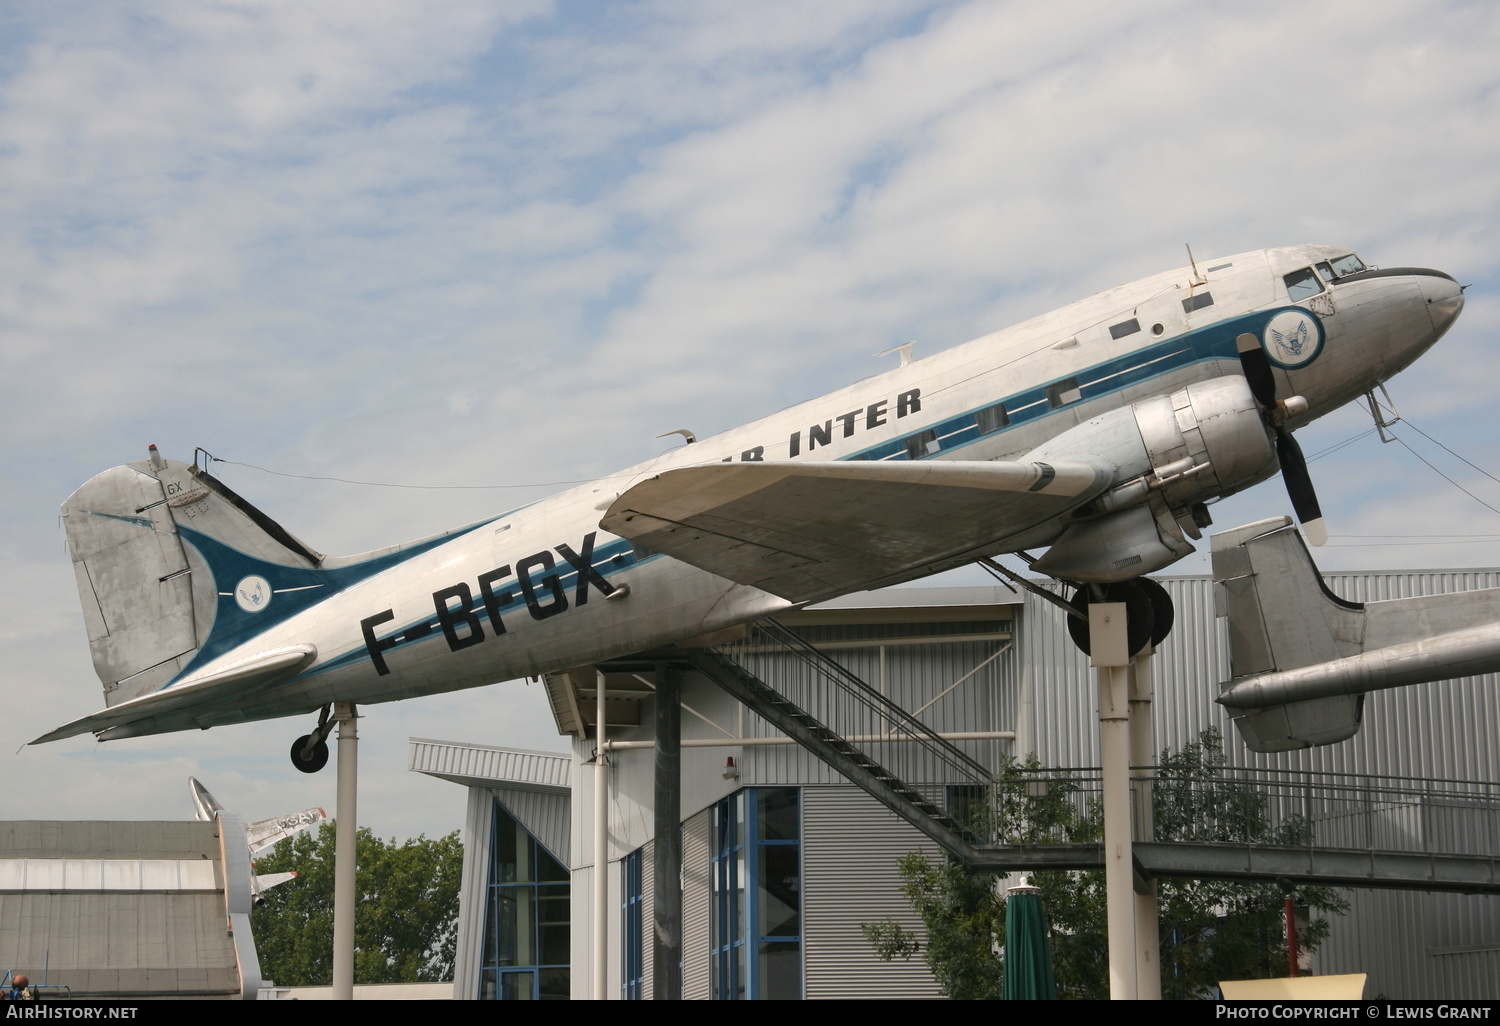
[1284,267,1324,302]
[1315,262,1335,283]
[1329,253,1366,277]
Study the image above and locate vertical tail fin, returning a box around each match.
[62,448,323,705]
[1211,516,1366,751]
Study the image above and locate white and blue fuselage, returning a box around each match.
[42,244,1464,744]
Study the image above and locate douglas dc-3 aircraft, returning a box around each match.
[35,245,1464,770]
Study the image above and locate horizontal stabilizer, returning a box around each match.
[1213,517,1500,751]
[254,872,299,899]
[602,459,1108,603]
[31,644,317,745]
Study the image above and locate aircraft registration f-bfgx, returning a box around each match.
[36,245,1464,768]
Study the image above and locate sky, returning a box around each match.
[3,0,1499,842]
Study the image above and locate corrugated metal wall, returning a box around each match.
[682,810,711,1000]
[742,629,1013,787]
[640,838,655,999]
[802,786,945,1000]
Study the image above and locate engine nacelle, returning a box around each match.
[1028,375,1275,582]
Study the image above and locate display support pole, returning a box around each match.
[594,670,609,1001]
[654,663,683,999]
[1091,603,1137,1000]
[1130,646,1161,1000]
[332,703,359,1001]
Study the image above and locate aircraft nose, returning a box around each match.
[1419,271,1464,336]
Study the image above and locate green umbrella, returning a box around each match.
[1002,876,1056,1000]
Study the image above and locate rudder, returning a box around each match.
[62,446,323,705]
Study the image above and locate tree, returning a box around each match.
[250,824,463,986]
[865,730,1348,999]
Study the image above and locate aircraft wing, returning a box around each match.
[601,459,1108,603]
[32,644,317,745]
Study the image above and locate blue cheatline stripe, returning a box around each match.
[304,536,644,679]
[164,516,500,687]
[842,307,1286,463]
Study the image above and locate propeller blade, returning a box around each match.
[1236,332,1277,406]
[1276,429,1327,546]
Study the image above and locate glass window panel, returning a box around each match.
[1182,292,1215,313]
[1284,268,1323,301]
[976,403,1010,434]
[1109,318,1141,339]
[483,892,499,967]
[904,429,939,460]
[1047,378,1082,408]
[536,845,569,882]
[1330,254,1366,276]
[495,812,519,882]
[542,923,570,967]
[758,789,799,841]
[758,843,800,938]
[538,968,571,1001]
[758,942,802,1000]
[500,970,535,1000]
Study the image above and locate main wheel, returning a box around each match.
[1134,576,1175,648]
[1065,581,1155,657]
[290,734,330,774]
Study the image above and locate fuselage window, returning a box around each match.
[1182,292,1215,313]
[976,403,1010,434]
[1108,318,1141,339]
[1047,378,1082,408]
[1329,254,1366,277]
[1283,268,1324,302]
[904,429,939,460]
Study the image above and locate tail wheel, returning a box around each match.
[290,734,330,774]
[1065,581,1157,657]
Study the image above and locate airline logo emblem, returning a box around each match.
[1263,310,1324,369]
[235,575,272,613]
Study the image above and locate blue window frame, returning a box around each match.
[479,801,570,1000]
[712,788,801,1000]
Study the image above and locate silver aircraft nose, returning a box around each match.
[1421,271,1464,336]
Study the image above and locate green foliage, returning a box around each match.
[250,823,463,986]
[865,853,1006,1000]
[866,730,1348,1000]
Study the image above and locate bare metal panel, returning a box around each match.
[408,737,571,792]
[681,810,711,1000]
[802,786,944,999]
[640,837,655,999]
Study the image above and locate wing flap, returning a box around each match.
[603,459,1107,602]
[32,644,317,744]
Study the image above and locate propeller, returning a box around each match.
[1236,333,1327,545]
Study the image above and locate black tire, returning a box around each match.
[1065,581,1155,657]
[1135,576,1175,648]
[290,734,330,774]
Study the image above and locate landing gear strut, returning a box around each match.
[290,704,334,773]
[1064,577,1175,656]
